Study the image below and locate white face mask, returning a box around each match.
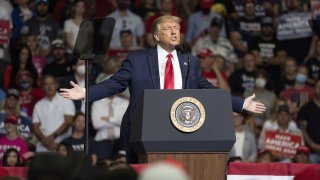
[76,64,85,75]
[255,77,266,88]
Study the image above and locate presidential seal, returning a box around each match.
[170,97,205,132]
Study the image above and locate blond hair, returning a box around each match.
[151,15,181,35]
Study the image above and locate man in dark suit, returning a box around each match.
[60,15,266,163]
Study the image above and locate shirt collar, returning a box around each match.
[157,45,177,62]
[45,92,59,101]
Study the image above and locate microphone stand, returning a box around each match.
[184,46,191,89]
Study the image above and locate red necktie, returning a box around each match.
[164,53,174,89]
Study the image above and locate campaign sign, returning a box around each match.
[0,20,10,45]
[277,12,312,41]
[263,130,303,158]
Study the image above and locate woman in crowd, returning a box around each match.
[3,45,38,90]
[64,0,85,56]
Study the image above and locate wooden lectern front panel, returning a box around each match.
[138,153,228,180]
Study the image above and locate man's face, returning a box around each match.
[208,26,221,39]
[284,59,297,74]
[36,3,49,17]
[261,25,273,37]
[120,32,133,49]
[155,19,180,49]
[276,111,290,126]
[244,2,255,17]
[243,54,256,72]
[53,48,65,61]
[43,77,58,97]
[74,115,85,132]
[161,0,174,13]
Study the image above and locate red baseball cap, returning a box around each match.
[296,146,310,156]
[5,115,19,125]
[197,48,213,58]
[200,0,213,9]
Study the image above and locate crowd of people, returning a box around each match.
[0,0,319,179]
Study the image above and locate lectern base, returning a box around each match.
[138,153,228,180]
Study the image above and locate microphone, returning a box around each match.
[176,44,190,89]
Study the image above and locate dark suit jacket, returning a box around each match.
[88,47,244,153]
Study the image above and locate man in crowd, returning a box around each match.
[297,80,320,163]
[249,16,286,81]
[107,0,145,49]
[33,75,75,152]
[229,53,257,96]
[20,0,60,56]
[192,18,238,66]
[186,0,226,46]
[42,39,73,82]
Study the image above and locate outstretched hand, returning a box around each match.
[243,94,266,114]
[60,81,85,100]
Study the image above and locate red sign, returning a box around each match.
[263,130,303,158]
[0,20,10,46]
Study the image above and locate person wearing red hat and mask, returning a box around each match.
[16,70,45,117]
[197,48,229,90]
[0,115,28,165]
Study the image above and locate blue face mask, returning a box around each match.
[295,73,307,84]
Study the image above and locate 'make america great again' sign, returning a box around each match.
[263,130,303,158]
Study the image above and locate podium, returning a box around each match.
[131,89,235,180]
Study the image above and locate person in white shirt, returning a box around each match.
[32,75,75,152]
[91,89,129,162]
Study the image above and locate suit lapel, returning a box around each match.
[147,47,160,89]
[177,51,187,89]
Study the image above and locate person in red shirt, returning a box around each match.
[16,70,45,117]
[145,0,186,47]
[197,48,229,90]
[0,115,29,165]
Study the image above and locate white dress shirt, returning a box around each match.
[91,95,129,141]
[157,45,183,89]
[33,93,75,152]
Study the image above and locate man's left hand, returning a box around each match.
[243,94,266,114]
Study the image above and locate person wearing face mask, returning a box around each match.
[107,0,145,49]
[281,65,315,120]
[16,70,45,117]
[297,80,320,163]
[185,0,226,46]
[252,70,277,129]
[61,58,91,111]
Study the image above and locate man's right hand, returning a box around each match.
[41,135,57,151]
[60,81,85,100]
